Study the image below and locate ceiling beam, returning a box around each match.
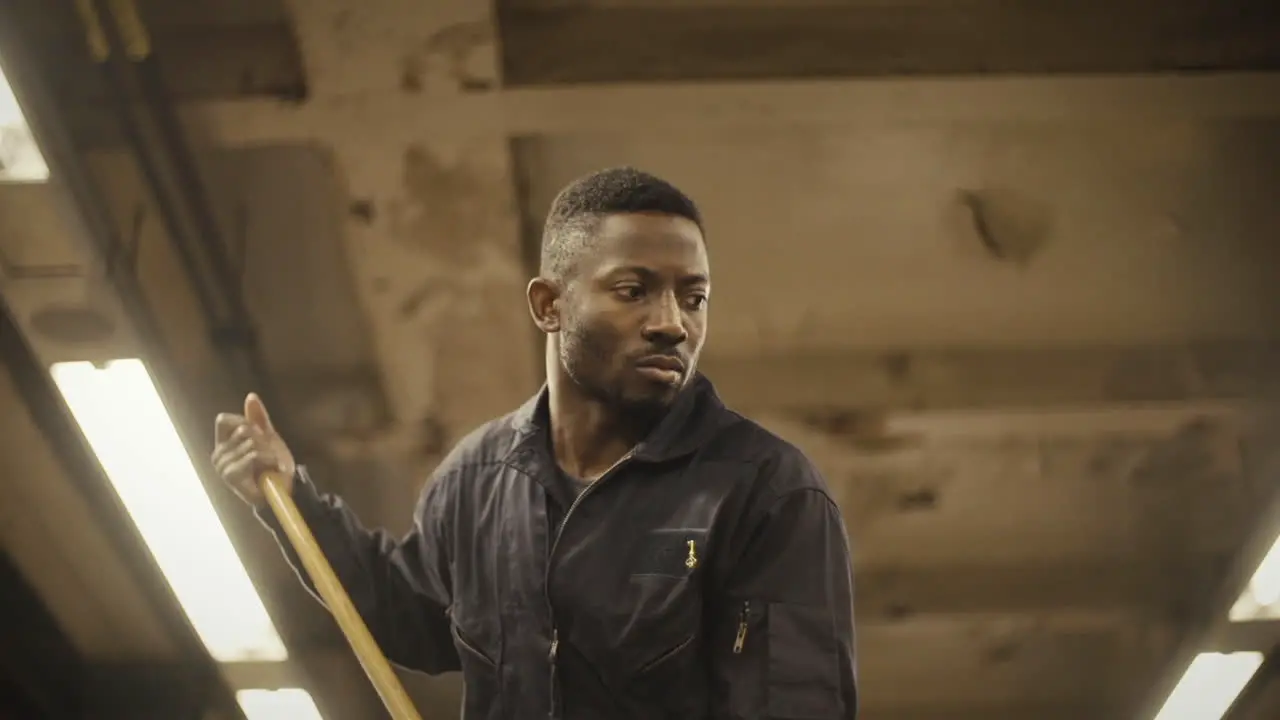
[1212,621,1280,654]
[698,341,1280,415]
[1132,411,1280,716]
[497,2,1280,85]
[856,559,1214,622]
[858,708,1100,720]
[182,0,544,715]
[180,72,1280,148]
[859,708,1098,720]
[40,0,1269,92]
[261,0,539,445]
[509,73,1280,132]
[10,0,306,106]
[757,402,1245,453]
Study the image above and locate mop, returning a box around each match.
[259,470,425,720]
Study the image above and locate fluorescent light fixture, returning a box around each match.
[1229,531,1280,621]
[0,60,49,182]
[1152,651,1263,720]
[237,688,324,720]
[50,359,287,662]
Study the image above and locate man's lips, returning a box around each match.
[635,355,685,373]
[634,355,686,384]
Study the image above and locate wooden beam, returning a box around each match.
[858,707,1099,720]
[854,558,1220,627]
[498,2,1280,85]
[1132,412,1280,717]
[699,341,1280,414]
[191,2,537,718]
[181,72,1280,147]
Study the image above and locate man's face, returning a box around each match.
[558,212,709,413]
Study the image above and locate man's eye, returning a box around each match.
[686,294,708,310]
[615,285,644,300]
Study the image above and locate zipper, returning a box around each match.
[548,628,561,720]
[733,601,750,654]
[544,449,635,718]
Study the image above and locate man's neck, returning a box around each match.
[547,380,655,480]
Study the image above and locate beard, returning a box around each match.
[559,314,622,404]
[558,315,675,418]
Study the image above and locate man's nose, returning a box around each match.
[641,292,688,345]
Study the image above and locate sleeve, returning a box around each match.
[255,465,460,675]
[710,481,858,719]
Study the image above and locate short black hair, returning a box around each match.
[539,166,703,282]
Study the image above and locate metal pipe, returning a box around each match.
[87,0,289,419]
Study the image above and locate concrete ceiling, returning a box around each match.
[1,0,1280,718]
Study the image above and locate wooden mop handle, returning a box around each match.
[259,470,424,720]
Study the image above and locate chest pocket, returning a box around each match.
[619,527,709,674]
[616,527,711,712]
[553,460,747,695]
[632,527,709,578]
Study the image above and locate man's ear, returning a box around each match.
[527,276,561,333]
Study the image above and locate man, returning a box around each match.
[212,167,858,719]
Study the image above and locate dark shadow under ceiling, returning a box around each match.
[497,0,1280,86]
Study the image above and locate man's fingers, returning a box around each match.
[214,413,245,444]
[213,436,276,478]
[211,445,231,473]
[222,455,262,496]
[244,393,273,433]
[213,438,250,476]
[212,406,287,507]
[211,424,258,465]
[228,423,258,446]
[230,437,259,468]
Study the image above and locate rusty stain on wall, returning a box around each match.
[386,144,524,325]
[348,199,376,224]
[394,144,503,266]
[958,187,1054,267]
[399,56,425,93]
[401,20,497,93]
[396,281,440,320]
